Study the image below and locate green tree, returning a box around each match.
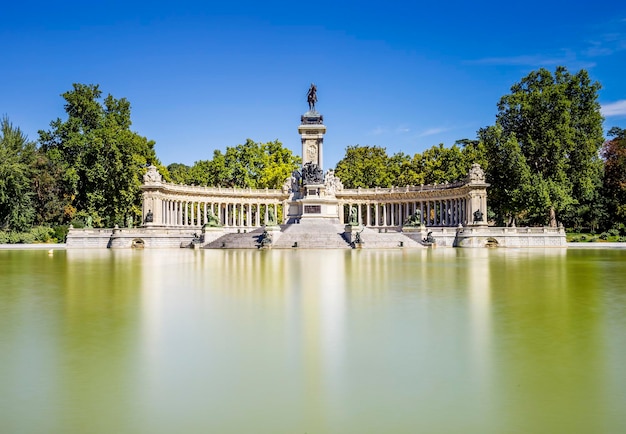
[39,83,160,227]
[479,126,535,226]
[412,143,468,185]
[0,117,37,231]
[335,145,394,188]
[389,152,422,186]
[602,127,626,221]
[167,163,191,184]
[180,139,299,188]
[494,67,604,226]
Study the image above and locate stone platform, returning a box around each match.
[65,223,567,249]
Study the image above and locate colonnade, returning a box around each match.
[157,199,282,228]
[141,165,489,229]
[339,197,470,227]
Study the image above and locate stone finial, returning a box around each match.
[468,163,485,184]
[143,165,162,184]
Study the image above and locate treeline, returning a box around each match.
[1,66,625,242]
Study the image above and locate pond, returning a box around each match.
[1,248,625,433]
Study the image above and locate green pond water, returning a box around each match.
[1,248,625,434]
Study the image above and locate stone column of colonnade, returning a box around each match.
[156,198,284,228]
[339,198,469,227]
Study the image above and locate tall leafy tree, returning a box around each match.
[180,139,299,188]
[167,163,191,184]
[493,66,604,226]
[0,117,37,231]
[39,84,160,227]
[602,127,626,221]
[479,125,535,226]
[335,145,394,188]
[412,143,468,184]
[389,152,421,186]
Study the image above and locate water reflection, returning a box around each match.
[1,248,625,433]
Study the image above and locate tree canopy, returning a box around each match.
[172,139,300,189]
[38,83,161,227]
[0,117,37,231]
[484,66,604,226]
[602,127,626,221]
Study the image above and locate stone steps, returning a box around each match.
[203,228,267,249]
[201,223,427,249]
[272,222,352,249]
[356,228,425,249]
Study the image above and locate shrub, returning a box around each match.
[608,228,620,237]
[580,235,587,241]
[570,237,580,242]
[0,231,8,243]
[53,225,69,243]
[69,219,85,228]
[30,226,55,243]
[619,236,626,243]
[599,232,609,240]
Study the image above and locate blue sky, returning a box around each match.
[2,1,626,169]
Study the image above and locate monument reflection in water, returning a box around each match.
[1,248,625,433]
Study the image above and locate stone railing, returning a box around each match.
[143,181,288,198]
[338,181,466,196]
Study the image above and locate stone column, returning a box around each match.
[374,203,379,226]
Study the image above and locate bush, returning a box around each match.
[0,227,58,244]
[53,225,69,243]
[599,232,609,240]
[30,226,55,243]
[570,237,580,242]
[70,217,85,229]
[608,228,620,237]
[619,236,626,243]
[580,235,587,241]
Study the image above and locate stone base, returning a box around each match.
[454,226,566,248]
[67,227,200,249]
[66,225,568,249]
[344,224,364,244]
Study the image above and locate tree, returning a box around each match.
[493,66,604,226]
[335,145,394,188]
[39,83,160,227]
[179,139,300,189]
[0,117,37,231]
[167,163,191,184]
[479,126,535,226]
[412,143,468,185]
[389,152,421,186]
[602,127,626,221]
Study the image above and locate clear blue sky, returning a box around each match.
[2,0,626,169]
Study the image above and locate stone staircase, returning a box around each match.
[201,222,427,249]
[356,227,425,249]
[272,221,352,249]
[203,228,268,249]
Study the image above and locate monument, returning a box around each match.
[65,85,566,249]
[286,84,343,223]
